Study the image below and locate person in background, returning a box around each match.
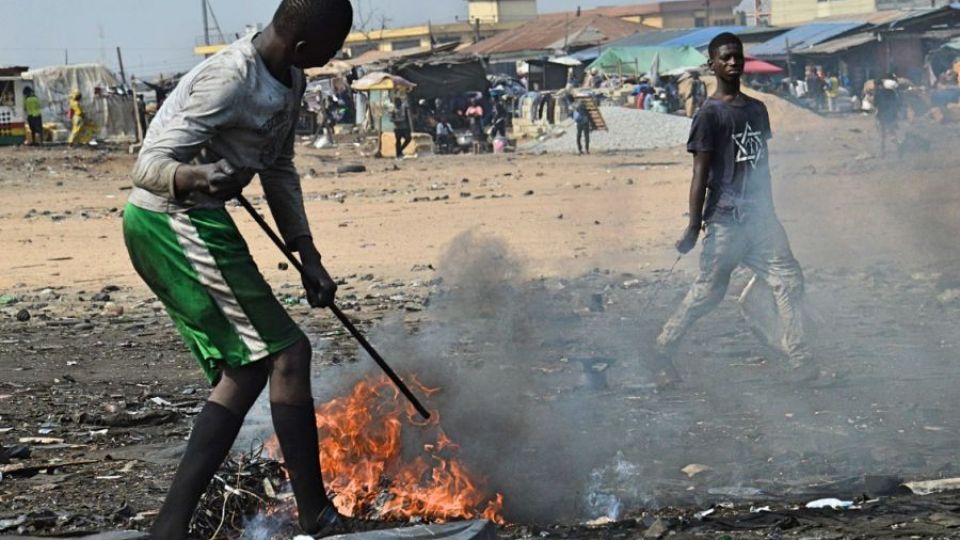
[391,96,412,159]
[635,78,653,109]
[874,77,901,158]
[490,96,508,139]
[573,100,591,155]
[825,73,841,112]
[804,67,822,111]
[688,72,707,118]
[434,115,455,154]
[67,90,89,146]
[136,94,149,138]
[815,67,828,111]
[463,97,485,142]
[23,87,43,145]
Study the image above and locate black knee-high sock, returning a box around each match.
[271,402,333,532]
[150,402,244,540]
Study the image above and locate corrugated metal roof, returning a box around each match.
[799,31,877,55]
[461,14,643,57]
[750,22,865,57]
[886,3,960,29]
[660,26,759,47]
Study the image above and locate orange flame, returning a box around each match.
[266,376,504,525]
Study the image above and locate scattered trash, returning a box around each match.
[336,163,367,174]
[643,517,671,539]
[905,477,960,496]
[149,396,173,407]
[681,464,713,479]
[190,450,285,539]
[694,508,715,519]
[0,444,31,464]
[79,410,179,428]
[18,437,63,445]
[806,498,856,510]
[708,487,765,498]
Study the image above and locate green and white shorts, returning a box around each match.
[123,203,305,385]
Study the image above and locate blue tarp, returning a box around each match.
[750,22,865,58]
[659,26,752,48]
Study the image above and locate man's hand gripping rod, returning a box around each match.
[237,195,432,421]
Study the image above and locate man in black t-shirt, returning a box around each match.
[649,33,830,389]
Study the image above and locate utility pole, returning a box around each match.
[116,47,127,85]
[64,49,69,65]
[785,37,794,82]
[202,0,210,45]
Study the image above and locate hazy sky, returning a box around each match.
[2,1,733,78]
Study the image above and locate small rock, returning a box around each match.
[103,302,124,317]
[682,464,713,478]
[937,289,960,306]
[16,309,31,322]
[92,292,111,302]
[524,190,535,196]
[278,262,290,271]
[643,518,670,539]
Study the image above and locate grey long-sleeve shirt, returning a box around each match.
[128,35,310,245]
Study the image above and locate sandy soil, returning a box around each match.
[3,97,960,537]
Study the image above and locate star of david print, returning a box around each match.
[732,122,764,169]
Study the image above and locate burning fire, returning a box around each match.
[266,376,505,525]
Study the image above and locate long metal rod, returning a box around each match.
[237,195,432,420]
[639,254,683,316]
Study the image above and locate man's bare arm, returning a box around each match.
[677,151,711,254]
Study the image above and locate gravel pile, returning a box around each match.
[538,106,692,154]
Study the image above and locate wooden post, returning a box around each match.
[116,47,127,85]
[131,76,143,144]
[786,37,794,83]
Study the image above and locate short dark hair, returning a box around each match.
[708,32,743,59]
[272,0,353,40]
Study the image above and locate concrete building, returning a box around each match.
[770,0,877,27]
[588,0,742,28]
[768,0,952,26]
[468,0,539,24]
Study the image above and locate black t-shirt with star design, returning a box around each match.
[687,96,774,223]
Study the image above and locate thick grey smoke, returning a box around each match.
[240,112,960,527]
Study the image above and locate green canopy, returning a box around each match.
[588,46,707,77]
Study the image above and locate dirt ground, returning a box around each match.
[3,97,960,538]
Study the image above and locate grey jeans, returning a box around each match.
[657,215,808,360]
